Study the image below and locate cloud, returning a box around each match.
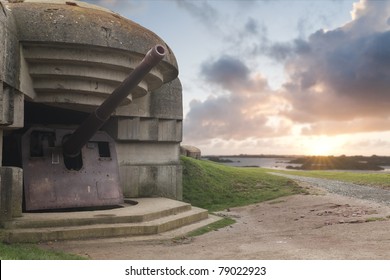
[301,118,390,136]
[262,38,310,62]
[174,0,218,22]
[174,0,221,34]
[275,0,390,135]
[201,55,250,90]
[245,17,260,35]
[339,133,390,155]
[184,55,291,142]
[184,0,390,147]
[349,0,390,33]
[174,0,267,56]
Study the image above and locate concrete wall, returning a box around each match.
[0,2,20,91]
[119,165,182,199]
[104,78,183,199]
[0,10,25,223]
[0,167,23,225]
[0,0,25,168]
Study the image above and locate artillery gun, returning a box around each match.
[21,45,166,211]
[0,0,182,220]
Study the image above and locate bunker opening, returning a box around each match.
[2,45,166,212]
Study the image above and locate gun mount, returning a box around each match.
[22,45,166,211]
[62,45,166,158]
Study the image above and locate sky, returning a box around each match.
[84,0,390,156]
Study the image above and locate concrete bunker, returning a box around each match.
[0,0,183,224]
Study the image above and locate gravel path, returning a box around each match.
[268,172,390,206]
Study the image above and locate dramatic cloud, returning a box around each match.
[273,0,390,135]
[283,29,390,118]
[278,1,390,122]
[184,55,291,141]
[184,0,390,148]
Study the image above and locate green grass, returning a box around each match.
[365,217,388,222]
[185,217,236,238]
[267,169,390,190]
[0,242,86,260]
[181,156,306,212]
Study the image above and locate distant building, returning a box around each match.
[180,145,201,159]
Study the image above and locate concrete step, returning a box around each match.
[2,207,208,243]
[0,199,211,243]
[3,198,192,229]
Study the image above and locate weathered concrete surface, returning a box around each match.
[117,142,182,199]
[4,0,178,110]
[120,165,182,199]
[0,83,24,127]
[116,143,180,166]
[1,198,214,243]
[0,1,20,90]
[151,78,183,120]
[0,1,24,130]
[104,117,182,142]
[10,0,178,66]
[0,167,23,224]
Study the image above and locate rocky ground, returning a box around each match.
[40,175,390,259]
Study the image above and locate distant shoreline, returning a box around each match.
[203,154,300,158]
[203,155,390,171]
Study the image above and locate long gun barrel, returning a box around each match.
[62,45,166,158]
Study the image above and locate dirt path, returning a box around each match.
[40,182,390,259]
[268,172,390,205]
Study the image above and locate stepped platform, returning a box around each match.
[0,198,219,243]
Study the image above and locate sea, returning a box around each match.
[206,156,390,172]
[206,157,301,170]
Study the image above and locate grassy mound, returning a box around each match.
[181,156,305,212]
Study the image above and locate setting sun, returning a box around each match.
[304,136,345,156]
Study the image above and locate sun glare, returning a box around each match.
[305,136,344,156]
